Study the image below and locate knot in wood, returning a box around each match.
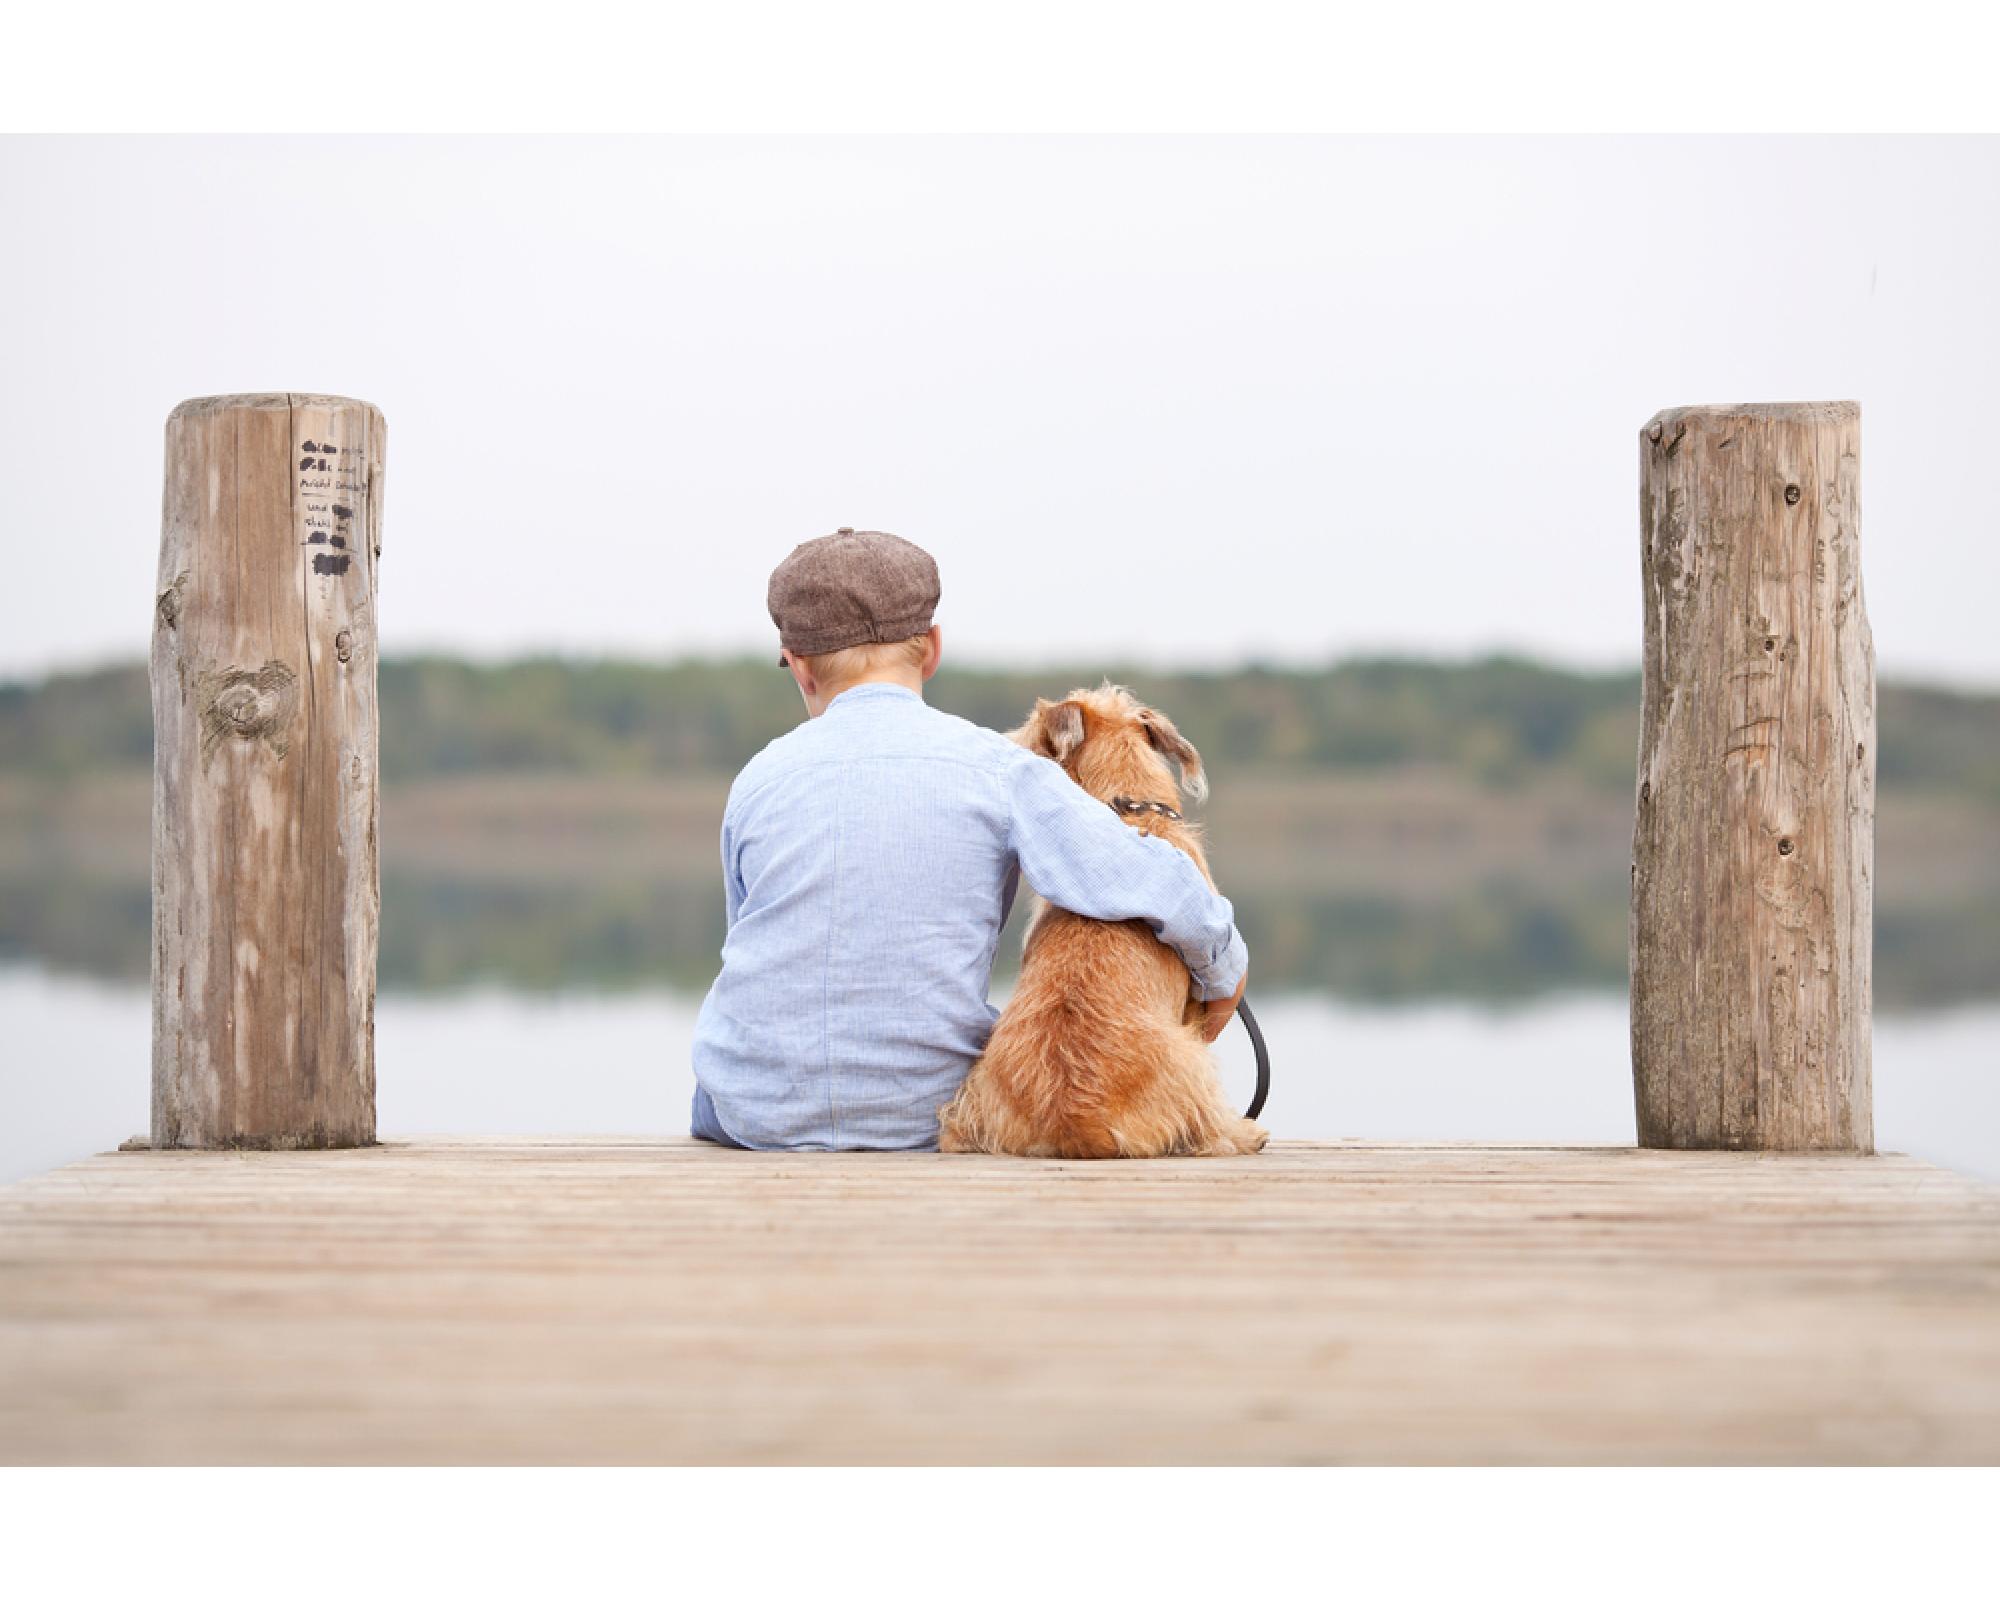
[335,630,353,664]
[1777,836,1795,856]
[198,661,300,759]
[1784,484,1802,505]
[218,686,261,726]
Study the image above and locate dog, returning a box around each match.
[938,684,1268,1159]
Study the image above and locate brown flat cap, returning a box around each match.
[767,528,941,655]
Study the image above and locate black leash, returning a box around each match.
[1237,995,1270,1121]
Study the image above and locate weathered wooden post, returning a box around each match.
[151,394,385,1148]
[1631,402,1873,1151]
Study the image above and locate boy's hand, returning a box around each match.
[1200,971,1248,1043]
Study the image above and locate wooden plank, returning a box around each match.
[1633,402,1874,1150]
[0,1139,1993,1464]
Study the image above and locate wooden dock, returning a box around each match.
[2,1138,1996,1464]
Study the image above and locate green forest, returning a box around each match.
[4,653,1997,801]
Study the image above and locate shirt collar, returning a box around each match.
[824,682,923,712]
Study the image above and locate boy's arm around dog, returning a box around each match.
[1001,748,1248,1003]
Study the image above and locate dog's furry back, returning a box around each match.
[938,685,1266,1159]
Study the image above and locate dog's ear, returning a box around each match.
[1013,697,1087,763]
[1139,708,1208,802]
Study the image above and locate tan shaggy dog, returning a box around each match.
[938,685,1268,1159]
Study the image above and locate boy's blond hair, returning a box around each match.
[799,632,929,690]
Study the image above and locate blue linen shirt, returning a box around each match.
[689,682,1248,1151]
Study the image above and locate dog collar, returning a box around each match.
[1108,796,1183,823]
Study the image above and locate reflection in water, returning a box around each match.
[3,864,1994,1009]
[4,967,1995,1187]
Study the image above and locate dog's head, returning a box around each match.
[1010,683,1208,806]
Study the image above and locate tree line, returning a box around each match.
[4,653,1996,801]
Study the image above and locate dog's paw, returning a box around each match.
[1225,1118,1270,1156]
[1184,1118,1268,1157]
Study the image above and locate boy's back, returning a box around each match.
[693,684,1026,1149]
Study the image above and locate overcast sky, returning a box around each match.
[3,136,1996,686]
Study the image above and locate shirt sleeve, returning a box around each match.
[1002,750,1247,1002]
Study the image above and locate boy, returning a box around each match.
[689,528,1248,1150]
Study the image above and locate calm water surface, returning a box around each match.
[6,965,1994,1186]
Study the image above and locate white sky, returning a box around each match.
[2,135,1995,686]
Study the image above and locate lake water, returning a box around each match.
[6,964,1995,1186]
